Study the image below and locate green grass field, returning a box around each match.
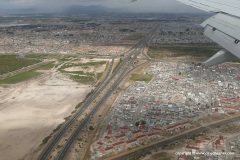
[38,62,55,70]
[148,43,221,60]
[130,74,153,82]
[97,73,103,80]
[0,70,42,84]
[25,54,59,59]
[57,60,107,84]
[70,75,95,84]
[0,55,41,75]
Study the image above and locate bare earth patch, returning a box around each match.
[64,64,106,73]
[73,45,132,55]
[73,58,111,63]
[0,70,93,160]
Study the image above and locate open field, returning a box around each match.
[37,62,55,70]
[0,69,93,160]
[25,54,59,59]
[57,58,109,84]
[148,43,221,60]
[0,70,42,84]
[72,44,133,56]
[130,73,153,82]
[0,55,41,75]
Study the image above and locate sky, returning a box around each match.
[0,0,206,13]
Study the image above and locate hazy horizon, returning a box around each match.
[0,0,206,14]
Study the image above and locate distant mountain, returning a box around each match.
[0,7,40,14]
[0,5,119,15]
[63,5,117,15]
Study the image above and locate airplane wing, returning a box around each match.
[177,0,240,66]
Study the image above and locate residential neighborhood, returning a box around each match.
[91,62,240,159]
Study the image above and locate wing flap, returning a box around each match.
[201,13,240,44]
[177,0,240,66]
[201,13,240,59]
[177,0,240,17]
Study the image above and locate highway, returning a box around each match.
[110,115,240,160]
[57,24,158,159]
[38,48,132,160]
[38,23,159,160]
[57,55,143,160]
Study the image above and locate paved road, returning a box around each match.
[38,53,131,160]
[38,23,159,160]
[56,24,159,160]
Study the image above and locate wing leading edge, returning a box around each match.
[177,0,240,66]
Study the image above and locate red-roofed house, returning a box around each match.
[178,154,186,160]
[172,76,184,80]
[195,139,206,149]
[104,136,112,143]
[147,133,157,139]
[94,141,104,150]
[185,145,200,153]
[126,139,137,147]
[233,98,240,102]
[219,135,224,143]
[147,133,157,137]
[136,135,146,141]
[140,125,148,130]
[215,139,222,151]
[215,135,224,151]
[204,137,211,142]
[98,145,103,150]
[116,128,121,133]
[198,107,206,111]
[99,150,105,157]
[97,142,104,146]
[107,130,112,135]
[112,141,125,147]
[115,134,127,141]
[105,136,111,140]
[167,122,191,132]
[119,127,128,133]
[132,130,142,137]
[212,106,225,114]
[153,128,164,134]
[104,146,114,154]
[129,100,137,105]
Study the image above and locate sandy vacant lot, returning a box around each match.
[72,44,132,55]
[64,64,107,73]
[0,70,93,160]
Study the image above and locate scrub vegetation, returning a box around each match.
[0,55,41,75]
[57,58,107,84]
[0,70,42,84]
[130,73,153,82]
[148,43,221,60]
[38,62,55,70]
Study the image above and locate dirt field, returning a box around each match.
[64,58,110,73]
[72,44,132,56]
[0,69,93,160]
